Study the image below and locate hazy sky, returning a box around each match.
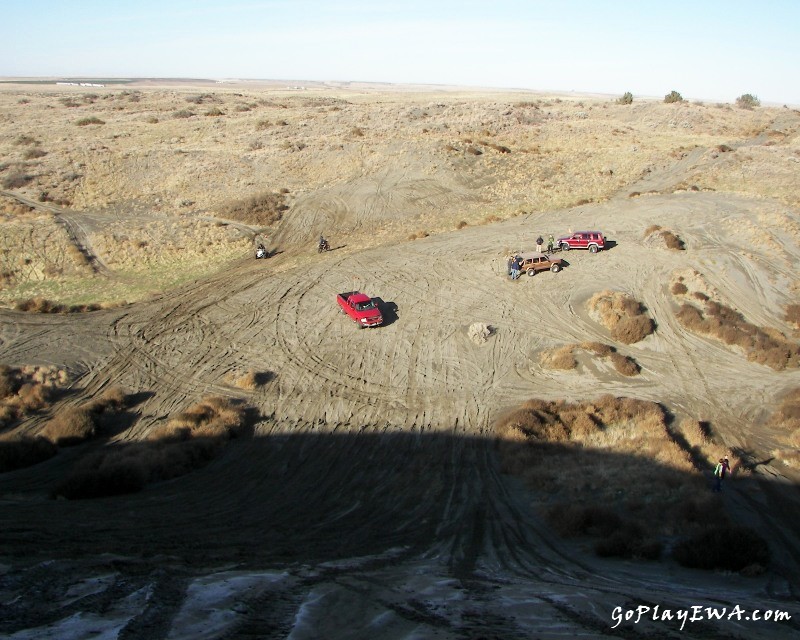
[2,0,798,104]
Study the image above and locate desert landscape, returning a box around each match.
[1,78,800,638]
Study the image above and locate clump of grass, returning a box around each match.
[408,230,430,240]
[580,341,613,357]
[466,146,482,156]
[228,370,271,390]
[661,230,685,250]
[456,220,468,229]
[172,109,194,119]
[645,225,685,249]
[14,135,39,146]
[540,345,577,370]
[205,107,225,117]
[23,148,47,160]
[76,117,105,126]
[40,386,128,446]
[551,341,641,376]
[673,525,769,571]
[2,172,34,189]
[53,396,249,499]
[0,365,68,429]
[676,301,800,370]
[496,395,703,560]
[671,282,688,295]
[14,297,105,313]
[588,290,655,344]
[0,436,58,472]
[216,191,287,226]
[786,304,800,329]
[609,352,640,376]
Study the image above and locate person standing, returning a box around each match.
[536,236,544,253]
[713,458,727,492]
[511,255,522,280]
[507,253,514,277]
[547,234,555,252]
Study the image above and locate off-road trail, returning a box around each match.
[1,88,800,639]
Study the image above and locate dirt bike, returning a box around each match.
[318,238,330,253]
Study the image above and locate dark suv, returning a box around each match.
[556,231,605,253]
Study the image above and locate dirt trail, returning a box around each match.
[2,158,800,636]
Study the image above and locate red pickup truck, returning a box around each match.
[336,291,383,328]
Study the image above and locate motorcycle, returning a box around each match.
[255,244,269,259]
[318,238,330,253]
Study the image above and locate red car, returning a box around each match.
[337,291,383,328]
[556,231,606,253]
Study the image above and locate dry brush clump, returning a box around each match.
[227,369,272,390]
[216,191,288,226]
[769,388,800,466]
[676,301,800,370]
[673,525,769,572]
[643,224,685,250]
[0,364,68,430]
[539,345,577,370]
[541,342,640,376]
[786,304,800,330]
[53,396,249,499]
[40,386,129,446]
[495,395,716,560]
[587,290,655,344]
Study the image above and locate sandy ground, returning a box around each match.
[1,80,800,638]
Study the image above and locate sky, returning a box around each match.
[1,0,798,104]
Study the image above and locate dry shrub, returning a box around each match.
[580,341,613,357]
[495,394,706,559]
[644,224,662,237]
[609,352,640,376]
[39,386,127,446]
[0,365,17,399]
[76,117,105,126]
[456,220,468,229]
[0,436,58,472]
[676,302,800,370]
[55,396,249,499]
[588,290,654,344]
[53,453,149,499]
[786,304,800,329]
[217,191,287,226]
[540,345,577,370]
[768,389,800,446]
[41,407,96,446]
[612,315,655,344]
[156,396,246,441]
[673,526,769,571]
[230,370,270,390]
[773,448,800,468]
[2,172,33,189]
[679,418,711,448]
[671,281,688,295]
[0,365,67,429]
[661,230,685,250]
[594,523,661,560]
[546,504,621,537]
[408,230,430,240]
